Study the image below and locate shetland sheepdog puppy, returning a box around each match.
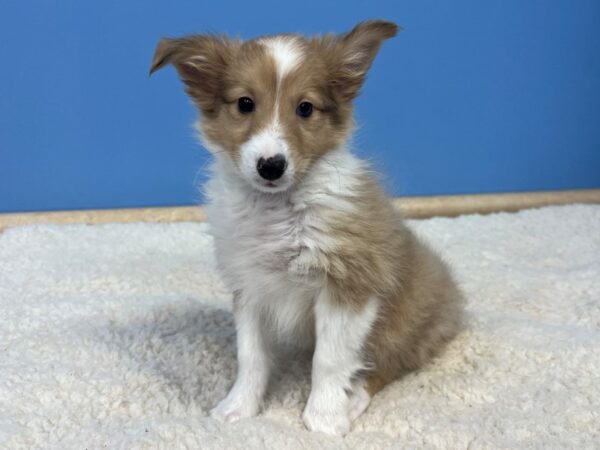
[151,20,463,435]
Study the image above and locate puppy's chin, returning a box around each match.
[247,176,294,194]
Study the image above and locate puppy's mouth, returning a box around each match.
[251,177,292,194]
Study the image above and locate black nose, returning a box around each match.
[257,154,287,181]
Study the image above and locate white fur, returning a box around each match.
[238,128,295,193]
[348,383,372,422]
[303,292,379,435]
[210,296,271,421]
[204,147,367,295]
[260,37,303,81]
[204,146,376,434]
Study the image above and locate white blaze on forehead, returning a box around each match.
[259,36,304,81]
[237,36,302,193]
[258,37,304,133]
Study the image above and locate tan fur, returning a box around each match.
[298,173,464,395]
[151,20,463,402]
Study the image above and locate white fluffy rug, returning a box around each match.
[1,205,599,449]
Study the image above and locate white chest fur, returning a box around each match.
[203,148,365,339]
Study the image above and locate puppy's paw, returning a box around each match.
[210,393,260,423]
[302,399,351,436]
[347,385,371,422]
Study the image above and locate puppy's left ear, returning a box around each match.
[333,20,400,100]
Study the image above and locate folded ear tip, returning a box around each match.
[148,59,164,76]
[149,59,164,75]
[149,38,175,76]
[375,20,401,38]
[356,20,401,39]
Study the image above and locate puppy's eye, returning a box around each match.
[238,97,255,114]
[296,101,313,118]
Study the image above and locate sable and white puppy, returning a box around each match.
[150,20,463,435]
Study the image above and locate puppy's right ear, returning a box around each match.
[332,20,399,101]
[150,35,236,114]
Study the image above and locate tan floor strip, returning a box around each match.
[1,189,599,232]
[391,189,600,219]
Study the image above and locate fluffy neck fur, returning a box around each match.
[203,144,372,293]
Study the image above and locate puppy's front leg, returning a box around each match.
[303,287,379,435]
[211,293,270,422]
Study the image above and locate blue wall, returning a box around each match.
[1,1,599,213]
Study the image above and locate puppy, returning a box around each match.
[150,20,463,435]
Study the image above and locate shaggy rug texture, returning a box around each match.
[1,205,599,449]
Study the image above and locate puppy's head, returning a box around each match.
[150,20,398,193]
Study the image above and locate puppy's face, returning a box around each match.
[151,21,398,193]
